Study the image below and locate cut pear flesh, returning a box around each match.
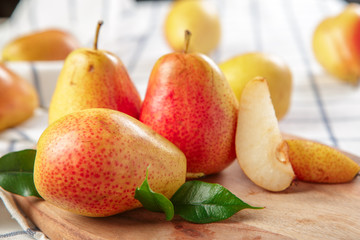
[235,77,295,192]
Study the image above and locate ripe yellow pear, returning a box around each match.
[140,31,238,177]
[0,63,38,131]
[49,21,141,124]
[2,29,79,61]
[164,0,221,55]
[34,108,187,217]
[287,139,360,183]
[219,52,292,120]
[235,77,295,192]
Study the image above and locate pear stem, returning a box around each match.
[93,20,104,50]
[184,30,191,54]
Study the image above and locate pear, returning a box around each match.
[2,29,79,61]
[312,3,360,85]
[48,21,141,124]
[235,77,295,192]
[34,108,187,217]
[0,63,38,131]
[140,31,238,177]
[287,139,360,183]
[164,0,221,55]
[219,52,292,120]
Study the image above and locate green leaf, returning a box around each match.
[0,149,40,198]
[170,181,263,224]
[0,149,36,171]
[134,168,174,221]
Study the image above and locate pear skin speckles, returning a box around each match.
[140,52,238,176]
[287,139,360,183]
[34,108,187,217]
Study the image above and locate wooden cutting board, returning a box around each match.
[12,147,360,240]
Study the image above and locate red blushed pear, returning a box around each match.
[34,108,187,217]
[140,31,239,177]
[313,3,360,85]
[0,63,39,131]
[48,21,141,124]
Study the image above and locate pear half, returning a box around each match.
[235,77,294,191]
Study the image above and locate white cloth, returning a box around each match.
[0,188,48,240]
[1,0,359,239]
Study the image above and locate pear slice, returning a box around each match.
[287,139,360,183]
[235,77,295,191]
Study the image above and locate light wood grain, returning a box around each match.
[13,145,360,240]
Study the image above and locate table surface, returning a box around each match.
[1,0,359,239]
